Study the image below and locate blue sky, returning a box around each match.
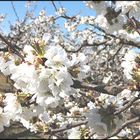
[0,1,139,52]
[0,1,96,34]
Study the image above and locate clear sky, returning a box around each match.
[0,1,96,34]
[0,1,139,53]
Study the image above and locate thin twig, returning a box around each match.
[133,130,140,139]
[46,120,88,135]
[71,80,115,95]
[0,48,8,52]
[65,41,107,53]
[107,44,123,62]
[103,116,140,139]
[79,91,95,103]
[0,33,24,61]
[89,23,140,48]
[51,1,57,12]
[11,1,20,21]
[114,95,140,115]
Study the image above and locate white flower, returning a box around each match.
[95,15,108,30]
[118,30,140,42]
[69,52,90,80]
[42,33,51,44]
[39,10,46,16]
[0,57,17,76]
[56,8,66,16]
[103,74,112,84]
[37,65,73,100]
[87,101,96,110]
[0,107,11,133]
[70,106,80,115]
[134,91,139,97]
[115,1,140,18]
[117,128,132,137]
[44,45,70,67]
[117,89,132,100]
[55,66,73,87]
[37,77,49,93]
[35,92,47,106]
[121,50,137,80]
[20,117,31,129]
[85,108,107,136]
[0,14,5,23]
[68,127,81,139]
[39,112,49,123]
[3,93,22,118]
[15,105,44,130]
[80,16,88,24]
[45,96,59,108]
[10,63,38,93]
[109,136,120,139]
[23,45,35,63]
[84,1,108,15]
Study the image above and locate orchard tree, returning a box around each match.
[0,1,140,139]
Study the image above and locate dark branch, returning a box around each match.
[65,41,107,53]
[11,1,20,21]
[0,48,8,52]
[89,23,140,48]
[107,44,123,62]
[79,91,95,103]
[0,33,24,61]
[133,130,140,139]
[71,80,116,95]
[46,120,88,135]
[114,94,140,115]
[51,1,57,12]
[103,116,140,139]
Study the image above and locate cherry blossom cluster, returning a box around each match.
[0,1,139,139]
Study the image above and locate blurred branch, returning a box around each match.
[51,1,57,12]
[0,48,8,52]
[65,40,108,53]
[103,116,140,139]
[133,130,140,139]
[46,120,88,135]
[0,33,24,61]
[89,24,140,49]
[114,94,140,115]
[11,1,20,21]
[72,80,117,95]
[79,91,95,103]
[107,44,123,62]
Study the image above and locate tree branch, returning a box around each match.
[107,44,123,62]
[114,94,140,115]
[65,40,108,53]
[90,23,140,48]
[51,1,58,12]
[133,130,140,139]
[46,120,88,135]
[0,47,8,52]
[11,1,20,21]
[103,116,140,139]
[79,91,95,103]
[71,80,116,95]
[0,33,24,61]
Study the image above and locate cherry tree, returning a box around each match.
[0,1,140,139]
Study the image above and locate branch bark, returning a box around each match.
[114,94,140,115]
[71,80,117,95]
[103,116,140,139]
[46,120,88,135]
[0,33,24,61]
